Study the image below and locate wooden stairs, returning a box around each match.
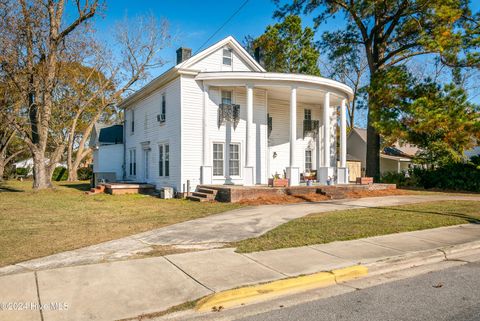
[187,187,218,202]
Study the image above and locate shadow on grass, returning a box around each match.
[359,205,480,225]
[0,185,24,193]
[59,182,91,192]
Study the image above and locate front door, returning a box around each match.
[143,149,150,181]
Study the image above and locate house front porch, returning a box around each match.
[197,72,353,187]
[189,183,396,203]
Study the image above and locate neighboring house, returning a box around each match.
[95,36,353,192]
[347,127,419,175]
[13,158,66,176]
[90,123,124,185]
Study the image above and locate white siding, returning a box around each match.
[93,144,123,179]
[180,75,203,190]
[124,77,182,190]
[267,99,325,178]
[347,131,367,170]
[187,46,255,72]
[181,75,267,189]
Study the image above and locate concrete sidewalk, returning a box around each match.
[2,194,480,276]
[1,224,480,321]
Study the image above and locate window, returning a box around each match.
[213,143,224,176]
[131,110,135,133]
[129,149,136,176]
[304,109,312,121]
[229,144,240,176]
[158,143,170,177]
[161,93,166,121]
[221,90,232,105]
[165,144,169,177]
[222,48,232,66]
[144,150,149,180]
[305,150,312,172]
[267,113,273,137]
[159,145,163,176]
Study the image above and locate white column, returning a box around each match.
[246,85,254,167]
[202,83,209,165]
[289,86,297,167]
[200,82,212,184]
[318,92,334,185]
[286,86,299,186]
[340,99,347,168]
[323,92,331,167]
[243,84,255,186]
[337,98,349,184]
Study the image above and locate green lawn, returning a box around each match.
[232,200,480,253]
[0,180,241,267]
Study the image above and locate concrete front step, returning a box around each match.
[187,195,211,202]
[187,187,218,202]
[192,192,213,199]
[198,188,217,195]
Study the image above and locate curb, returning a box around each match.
[196,265,368,312]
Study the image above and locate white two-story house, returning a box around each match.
[96,36,353,193]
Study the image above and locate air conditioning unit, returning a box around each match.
[157,114,166,123]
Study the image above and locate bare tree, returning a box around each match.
[320,44,368,130]
[65,15,170,181]
[0,0,99,189]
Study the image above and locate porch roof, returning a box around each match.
[196,71,354,102]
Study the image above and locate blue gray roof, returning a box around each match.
[99,125,123,144]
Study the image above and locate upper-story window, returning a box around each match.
[221,90,232,105]
[304,109,312,121]
[222,48,232,66]
[160,93,166,122]
[130,110,135,134]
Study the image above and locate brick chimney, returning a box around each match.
[254,47,265,68]
[176,47,192,64]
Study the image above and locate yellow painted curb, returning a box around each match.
[332,265,369,282]
[196,265,368,312]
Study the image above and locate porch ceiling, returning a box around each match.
[259,86,343,105]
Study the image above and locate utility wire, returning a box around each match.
[194,0,250,54]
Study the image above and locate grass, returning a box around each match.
[0,180,241,267]
[232,200,480,253]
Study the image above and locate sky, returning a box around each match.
[89,0,479,127]
[94,0,279,70]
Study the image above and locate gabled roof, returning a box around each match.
[119,36,265,109]
[349,127,367,142]
[98,125,123,144]
[176,36,265,72]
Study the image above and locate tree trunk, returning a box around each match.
[0,157,5,181]
[365,95,381,181]
[68,166,78,181]
[32,153,53,189]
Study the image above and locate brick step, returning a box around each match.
[197,188,217,195]
[187,195,210,202]
[192,192,214,199]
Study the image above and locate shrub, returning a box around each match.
[381,162,480,192]
[15,167,30,177]
[77,167,92,180]
[52,166,68,181]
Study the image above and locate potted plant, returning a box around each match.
[268,173,289,187]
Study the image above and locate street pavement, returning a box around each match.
[1,224,479,321]
[236,261,480,321]
[2,194,480,275]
